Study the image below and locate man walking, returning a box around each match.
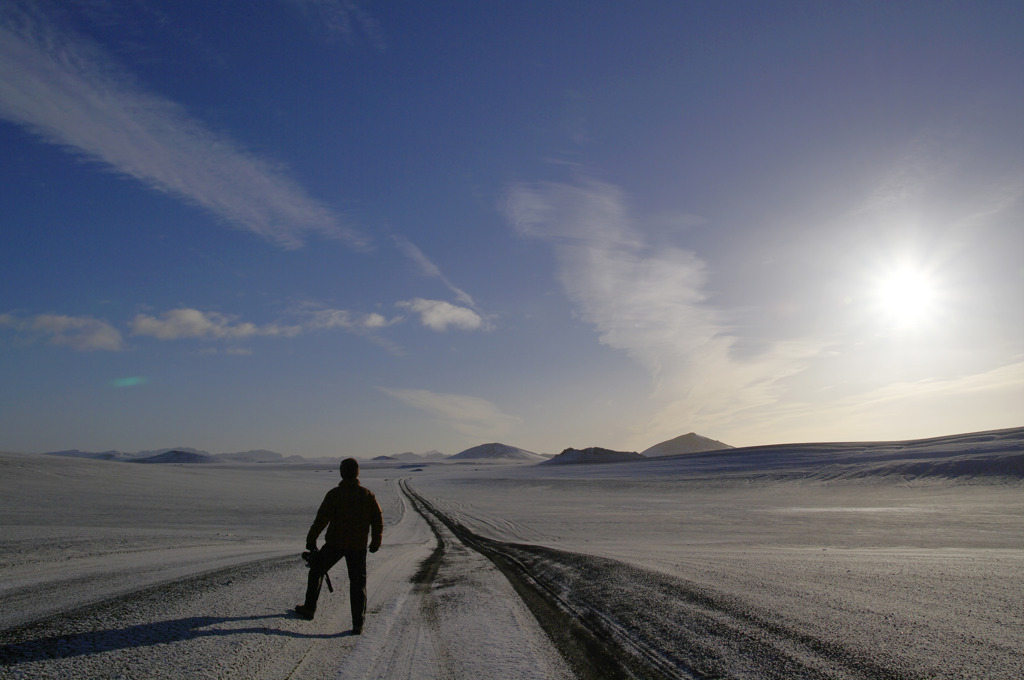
[295,457,383,634]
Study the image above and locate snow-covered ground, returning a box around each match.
[0,456,567,679]
[2,428,1022,678]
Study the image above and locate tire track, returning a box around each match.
[402,479,647,680]
[402,480,916,680]
[361,481,455,679]
[395,479,573,680]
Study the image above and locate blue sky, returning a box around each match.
[2,1,1022,458]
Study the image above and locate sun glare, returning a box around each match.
[872,265,938,328]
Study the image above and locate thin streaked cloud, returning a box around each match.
[392,235,477,308]
[380,387,519,441]
[0,3,367,250]
[724,359,1024,446]
[504,177,824,443]
[289,0,385,50]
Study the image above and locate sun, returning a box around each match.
[871,264,938,328]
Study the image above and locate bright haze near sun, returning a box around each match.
[871,260,942,330]
[0,1,1021,458]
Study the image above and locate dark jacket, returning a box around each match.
[307,479,383,551]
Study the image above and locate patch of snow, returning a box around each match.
[3,427,1022,678]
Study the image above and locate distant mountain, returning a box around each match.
[47,449,126,461]
[542,447,644,465]
[46,447,291,464]
[216,449,283,463]
[641,432,732,458]
[132,447,210,460]
[450,443,546,462]
[612,427,1024,483]
[41,446,450,465]
[382,451,451,462]
[131,449,216,464]
[391,452,423,462]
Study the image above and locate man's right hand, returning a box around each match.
[368,540,381,553]
[306,542,317,552]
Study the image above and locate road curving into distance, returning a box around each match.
[402,478,917,680]
[0,476,570,680]
[2,474,924,680]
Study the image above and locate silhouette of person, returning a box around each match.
[295,457,383,634]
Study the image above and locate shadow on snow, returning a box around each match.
[0,612,351,665]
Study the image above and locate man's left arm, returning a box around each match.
[368,494,383,553]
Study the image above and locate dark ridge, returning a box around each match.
[542,447,644,465]
[130,450,214,464]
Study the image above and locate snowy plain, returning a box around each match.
[1,427,1022,679]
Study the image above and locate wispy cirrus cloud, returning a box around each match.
[722,359,1024,446]
[392,235,477,308]
[0,3,366,250]
[503,177,823,443]
[0,313,123,351]
[289,0,385,50]
[380,387,519,441]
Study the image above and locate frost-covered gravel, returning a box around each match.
[2,430,1022,679]
[0,458,568,679]
[410,430,1024,679]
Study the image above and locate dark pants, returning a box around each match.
[304,545,367,627]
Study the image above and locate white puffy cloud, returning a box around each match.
[6,298,471,354]
[305,308,397,330]
[129,306,400,345]
[397,298,484,332]
[362,313,391,328]
[130,309,302,340]
[0,313,123,351]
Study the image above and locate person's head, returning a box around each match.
[340,457,359,481]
